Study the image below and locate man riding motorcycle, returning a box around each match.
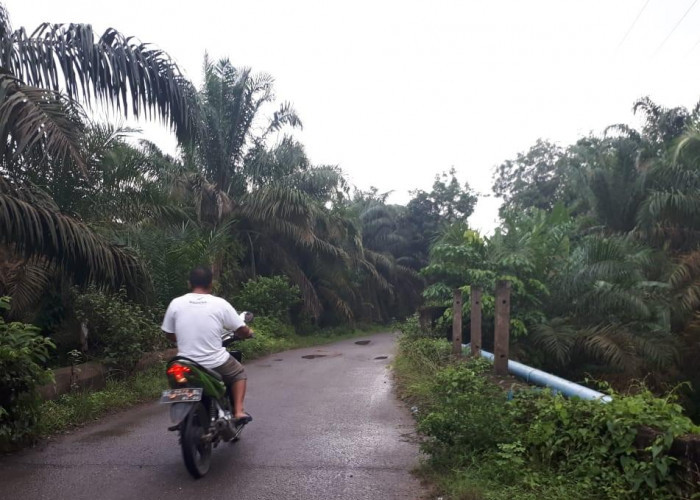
[161,266,253,424]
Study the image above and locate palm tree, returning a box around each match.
[532,234,675,374]
[0,3,196,309]
[193,56,301,221]
[636,126,700,334]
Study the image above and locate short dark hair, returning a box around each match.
[189,266,213,288]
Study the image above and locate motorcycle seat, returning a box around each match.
[169,356,224,382]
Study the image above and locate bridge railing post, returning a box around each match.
[470,286,482,357]
[452,288,463,356]
[493,280,511,375]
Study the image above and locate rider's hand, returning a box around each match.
[235,325,254,339]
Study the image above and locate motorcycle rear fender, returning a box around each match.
[170,402,195,424]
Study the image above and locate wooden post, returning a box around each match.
[452,288,463,356]
[470,287,482,357]
[493,280,511,375]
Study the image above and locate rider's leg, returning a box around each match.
[231,379,247,420]
[213,356,249,420]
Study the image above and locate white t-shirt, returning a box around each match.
[161,293,245,368]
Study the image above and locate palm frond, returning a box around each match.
[0,190,146,287]
[577,324,638,372]
[0,72,85,168]
[531,317,576,366]
[0,250,53,318]
[318,285,354,322]
[264,101,302,136]
[3,22,196,141]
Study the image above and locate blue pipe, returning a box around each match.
[463,345,612,402]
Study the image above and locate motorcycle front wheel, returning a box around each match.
[181,402,212,478]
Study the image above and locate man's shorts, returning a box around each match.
[213,355,247,385]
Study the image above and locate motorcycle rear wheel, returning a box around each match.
[181,402,212,478]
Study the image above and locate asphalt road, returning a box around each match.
[0,331,425,500]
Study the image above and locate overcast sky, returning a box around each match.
[7,0,700,233]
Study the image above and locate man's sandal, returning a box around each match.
[234,413,253,425]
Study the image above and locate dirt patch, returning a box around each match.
[302,354,327,359]
[375,356,388,360]
[355,340,371,345]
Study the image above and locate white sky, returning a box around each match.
[7,0,700,233]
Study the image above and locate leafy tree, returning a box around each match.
[405,168,477,268]
[493,139,569,214]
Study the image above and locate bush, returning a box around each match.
[505,385,700,498]
[0,297,54,449]
[419,360,513,458]
[73,287,165,370]
[398,337,452,371]
[233,276,301,323]
[252,316,295,338]
[236,316,297,358]
[397,313,443,341]
[396,315,451,373]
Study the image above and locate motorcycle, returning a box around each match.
[160,312,253,478]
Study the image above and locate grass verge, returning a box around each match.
[34,326,387,440]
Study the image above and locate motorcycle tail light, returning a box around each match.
[167,363,191,384]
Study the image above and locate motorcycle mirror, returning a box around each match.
[241,311,254,324]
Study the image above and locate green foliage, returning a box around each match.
[234,276,301,323]
[251,316,296,339]
[502,385,700,498]
[493,139,579,215]
[236,327,290,359]
[73,287,165,370]
[423,224,492,291]
[419,362,511,454]
[0,297,54,448]
[407,167,478,230]
[395,338,700,499]
[393,316,452,405]
[396,313,440,340]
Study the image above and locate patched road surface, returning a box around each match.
[0,332,424,499]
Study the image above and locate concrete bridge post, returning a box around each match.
[470,286,482,357]
[494,280,511,375]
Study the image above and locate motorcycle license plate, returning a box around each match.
[160,388,203,403]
